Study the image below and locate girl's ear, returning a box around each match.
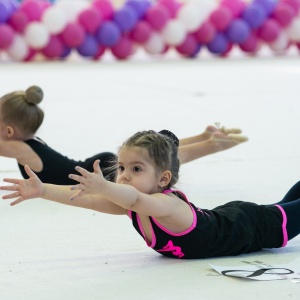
[159,170,172,188]
[5,126,15,138]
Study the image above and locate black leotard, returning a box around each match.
[18,137,116,184]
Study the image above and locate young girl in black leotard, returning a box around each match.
[0,86,248,184]
[1,130,299,259]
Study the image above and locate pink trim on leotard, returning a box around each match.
[136,214,156,247]
[275,205,288,247]
[151,189,197,236]
[127,210,132,219]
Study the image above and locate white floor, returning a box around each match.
[1,48,300,299]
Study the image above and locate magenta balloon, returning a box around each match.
[60,23,85,48]
[258,18,281,42]
[79,8,102,34]
[272,3,295,27]
[158,0,181,18]
[145,5,170,31]
[194,20,216,44]
[0,24,15,49]
[226,18,250,44]
[210,6,233,31]
[221,0,247,17]
[114,6,138,32]
[92,0,114,20]
[77,34,99,57]
[20,0,42,21]
[111,36,132,60]
[42,35,64,58]
[93,45,106,60]
[239,32,259,53]
[8,10,29,33]
[281,0,300,14]
[130,20,152,43]
[176,34,199,56]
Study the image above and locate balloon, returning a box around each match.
[7,34,29,61]
[239,32,260,53]
[114,6,138,33]
[144,32,165,54]
[126,0,151,18]
[207,32,229,54]
[78,7,102,34]
[269,31,289,52]
[226,18,250,44]
[145,5,170,31]
[161,20,186,46]
[92,0,114,20]
[158,0,181,18]
[77,34,99,57]
[60,22,85,48]
[0,24,15,49]
[8,10,29,33]
[20,0,43,21]
[221,0,246,17]
[286,18,300,41]
[242,3,267,29]
[175,34,199,56]
[111,36,133,60]
[130,20,152,43]
[0,0,14,23]
[96,21,121,47]
[42,6,67,34]
[42,35,64,58]
[194,20,216,44]
[258,18,281,42]
[24,21,50,49]
[272,3,295,27]
[210,6,233,31]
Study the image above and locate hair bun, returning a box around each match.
[25,86,43,105]
[158,129,179,147]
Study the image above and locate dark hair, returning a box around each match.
[0,86,44,135]
[120,130,180,187]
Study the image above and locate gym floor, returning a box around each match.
[1,47,300,299]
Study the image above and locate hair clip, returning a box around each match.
[158,129,179,147]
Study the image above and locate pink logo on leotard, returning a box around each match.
[158,240,185,258]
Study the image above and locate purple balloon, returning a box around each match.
[0,0,15,22]
[113,6,138,32]
[207,33,229,54]
[125,0,151,19]
[242,3,267,29]
[253,0,277,16]
[96,21,121,46]
[77,34,99,57]
[226,19,250,44]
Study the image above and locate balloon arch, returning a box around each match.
[0,0,299,61]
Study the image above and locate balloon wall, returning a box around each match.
[0,0,300,61]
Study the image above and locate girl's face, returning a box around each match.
[116,146,162,194]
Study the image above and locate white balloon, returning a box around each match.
[42,6,67,34]
[189,0,217,15]
[286,18,300,42]
[24,22,50,49]
[177,4,207,31]
[269,31,289,52]
[144,33,165,54]
[7,34,28,61]
[56,0,89,22]
[162,20,186,46]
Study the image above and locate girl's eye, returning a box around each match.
[118,166,124,172]
[133,166,142,172]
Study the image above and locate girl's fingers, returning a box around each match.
[93,160,101,174]
[70,184,82,191]
[74,166,90,177]
[2,192,20,199]
[0,184,18,191]
[69,174,84,183]
[2,178,20,184]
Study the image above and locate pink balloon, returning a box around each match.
[145,5,170,31]
[258,19,281,42]
[8,11,29,33]
[158,0,181,18]
[239,32,260,53]
[93,45,106,60]
[60,23,85,48]
[92,0,114,20]
[272,3,295,27]
[111,36,133,60]
[194,20,216,44]
[42,35,64,58]
[20,0,43,21]
[221,0,246,18]
[23,48,37,62]
[176,34,199,56]
[79,7,103,34]
[130,20,152,43]
[210,6,233,31]
[0,24,15,49]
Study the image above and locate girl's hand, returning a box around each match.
[0,165,45,206]
[69,160,106,200]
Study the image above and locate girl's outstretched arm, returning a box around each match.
[0,165,126,215]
